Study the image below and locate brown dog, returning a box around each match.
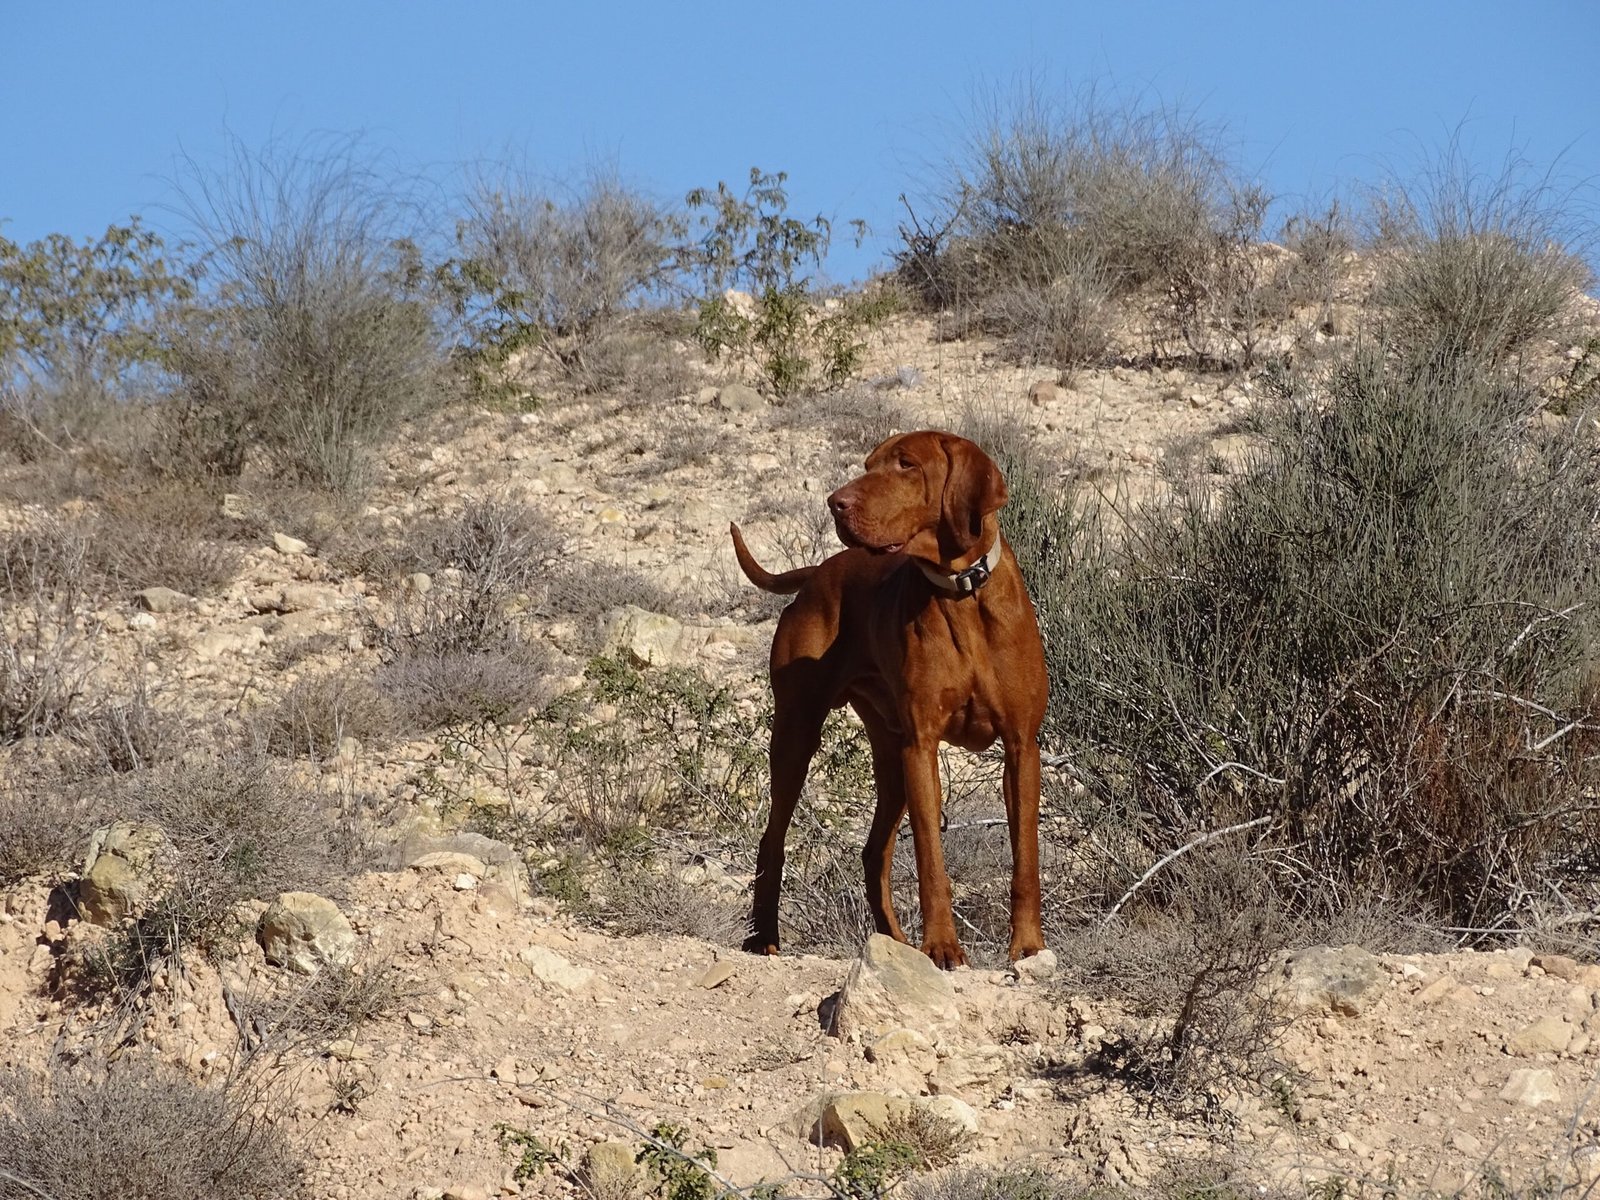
[729,430,1048,968]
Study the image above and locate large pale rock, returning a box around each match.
[599,606,706,667]
[833,934,959,1043]
[519,945,595,991]
[1500,1067,1561,1107]
[815,1092,911,1151]
[1274,944,1388,1016]
[1506,1015,1573,1057]
[256,892,356,974]
[272,532,309,555]
[78,822,172,925]
[135,586,190,614]
[715,382,766,415]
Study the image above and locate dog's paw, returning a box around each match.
[1008,936,1046,961]
[920,937,968,970]
[742,935,780,956]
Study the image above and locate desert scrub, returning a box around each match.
[999,337,1600,933]
[158,135,456,492]
[0,1057,303,1200]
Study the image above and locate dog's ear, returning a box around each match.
[939,436,1008,557]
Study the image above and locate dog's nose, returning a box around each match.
[827,491,852,517]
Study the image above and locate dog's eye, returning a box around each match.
[897,457,914,471]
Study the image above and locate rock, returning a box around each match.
[409,851,489,877]
[537,463,581,493]
[1028,379,1066,407]
[1275,944,1389,1016]
[716,382,766,415]
[580,1142,639,1193]
[1505,946,1535,971]
[815,1092,910,1151]
[1450,1131,1483,1155]
[599,605,704,667]
[696,960,736,989]
[1506,1015,1573,1057]
[1011,948,1058,982]
[136,586,190,613]
[519,945,595,991]
[922,1095,979,1135]
[866,1028,936,1069]
[256,892,356,974]
[78,822,173,925]
[833,934,959,1043]
[195,626,267,660]
[1500,1067,1561,1107]
[127,612,157,631]
[406,572,432,594]
[1533,953,1584,982]
[1415,975,1460,1005]
[272,532,309,555]
[220,493,253,520]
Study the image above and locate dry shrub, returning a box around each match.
[1057,850,1291,1109]
[0,544,99,745]
[80,486,244,596]
[0,1057,303,1200]
[379,642,560,732]
[70,671,178,775]
[161,136,454,493]
[902,83,1271,367]
[450,167,682,396]
[589,860,746,945]
[0,755,110,886]
[909,1166,1081,1200]
[774,382,906,459]
[267,668,398,758]
[81,753,356,996]
[239,951,416,1052]
[1372,144,1593,365]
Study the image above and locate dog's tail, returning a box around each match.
[730,523,816,595]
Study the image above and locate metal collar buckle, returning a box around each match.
[953,561,991,594]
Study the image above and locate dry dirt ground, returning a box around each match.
[3,315,1599,1197]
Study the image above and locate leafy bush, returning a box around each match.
[1006,340,1600,932]
[686,168,886,395]
[0,219,191,462]
[160,137,454,492]
[0,1057,303,1200]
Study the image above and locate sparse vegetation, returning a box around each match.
[0,1057,303,1200]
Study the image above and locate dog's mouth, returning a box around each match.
[835,519,905,555]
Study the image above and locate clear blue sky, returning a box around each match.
[3,2,1595,281]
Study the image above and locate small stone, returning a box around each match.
[716,382,767,415]
[920,1095,978,1135]
[406,572,432,594]
[1276,944,1389,1015]
[256,892,356,975]
[409,851,489,876]
[136,586,190,613]
[1506,1015,1573,1057]
[272,532,309,555]
[221,493,252,520]
[519,945,595,991]
[452,873,478,891]
[1010,948,1057,982]
[407,1012,433,1030]
[1028,379,1066,407]
[696,960,736,989]
[1500,1067,1561,1107]
[1415,976,1460,1005]
[1533,953,1584,982]
[127,612,157,630]
[1451,1131,1483,1155]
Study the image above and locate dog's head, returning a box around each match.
[827,430,1008,566]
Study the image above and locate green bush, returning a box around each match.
[0,219,191,463]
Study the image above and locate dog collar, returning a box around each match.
[916,538,1002,596]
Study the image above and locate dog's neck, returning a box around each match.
[915,536,1002,596]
